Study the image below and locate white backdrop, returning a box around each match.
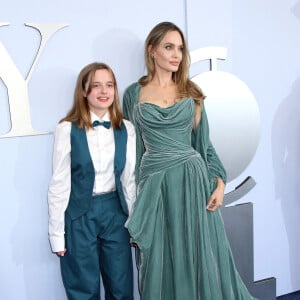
[1,0,300,298]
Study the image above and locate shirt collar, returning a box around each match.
[90,111,110,123]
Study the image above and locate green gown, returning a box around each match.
[123,82,255,300]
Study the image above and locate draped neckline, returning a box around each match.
[135,82,191,109]
[138,98,192,110]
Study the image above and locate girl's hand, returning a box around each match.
[56,248,67,257]
[206,178,225,211]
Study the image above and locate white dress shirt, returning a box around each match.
[48,112,136,252]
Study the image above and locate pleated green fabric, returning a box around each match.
[123,82,255,300]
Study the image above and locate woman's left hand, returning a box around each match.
[206,178,225,211]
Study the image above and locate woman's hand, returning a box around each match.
[206,178,225,211]
[56,248,67,257]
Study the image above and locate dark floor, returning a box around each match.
[277,291,300,300]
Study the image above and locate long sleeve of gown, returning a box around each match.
[192,105,227,188]
[123,83,144,184]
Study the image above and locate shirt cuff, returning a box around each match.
[49,235,65,253]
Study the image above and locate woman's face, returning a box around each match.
[151,30,183,74]
[84,69,115,118]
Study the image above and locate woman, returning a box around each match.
[48,62,136,300]
[123,22,255,299]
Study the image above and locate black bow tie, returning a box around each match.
[92,120,111,129]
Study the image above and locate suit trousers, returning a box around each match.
[60,191,133,300]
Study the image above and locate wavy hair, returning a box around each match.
[139,21,205,105]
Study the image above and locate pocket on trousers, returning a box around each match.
[65,213,91,258]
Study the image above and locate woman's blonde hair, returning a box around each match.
[61,62,123,129]
[139,21,205,105]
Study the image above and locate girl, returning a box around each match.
[48,62,135,300]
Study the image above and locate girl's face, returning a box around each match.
[84,69,115,118]
[151,30,183,74]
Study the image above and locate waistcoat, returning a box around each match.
[66,122,128,220]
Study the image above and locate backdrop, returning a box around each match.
[1,0,300,298]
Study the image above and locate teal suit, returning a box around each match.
[60,122,133,300]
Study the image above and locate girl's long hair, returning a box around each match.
[139,21,205,105]
[61,62,123,129]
